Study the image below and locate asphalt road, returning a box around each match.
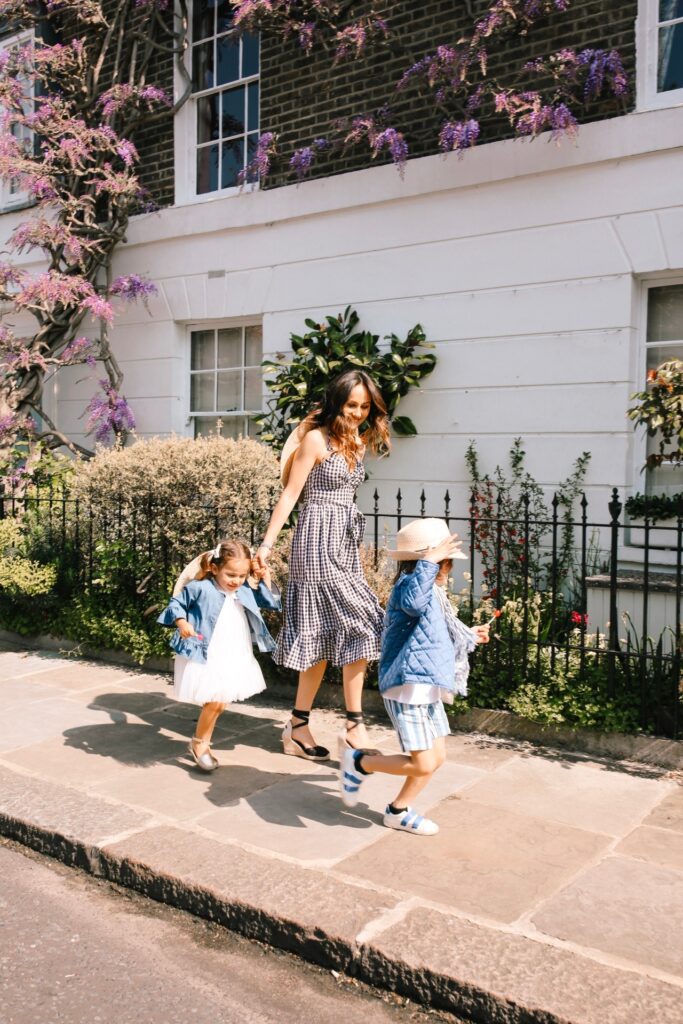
[0,839,462,1024]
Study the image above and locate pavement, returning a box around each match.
[1,640,682,1024]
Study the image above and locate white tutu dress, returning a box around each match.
[173,590,266,706]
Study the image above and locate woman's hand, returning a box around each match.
[472,624,490,645]
[175,618,197,639]
[254,544,272,568]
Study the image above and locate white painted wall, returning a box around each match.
[6,105,683,532]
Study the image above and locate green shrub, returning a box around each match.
[0,520,57,597]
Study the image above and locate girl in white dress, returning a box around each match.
[158,539,281,771]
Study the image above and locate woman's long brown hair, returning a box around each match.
[304,370,390,468]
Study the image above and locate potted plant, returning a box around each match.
[627,359,683,549]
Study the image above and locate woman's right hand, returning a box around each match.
[175,618,197,639]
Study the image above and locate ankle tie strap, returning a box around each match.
[346,711,364,723]
[291,708,310,730]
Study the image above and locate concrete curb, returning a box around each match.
[2,628,681,771]
[7,803,678,1024]
[0,807,544,1024]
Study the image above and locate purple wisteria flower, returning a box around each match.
[289,137,328,180]
[110,274,157,302]
[298,22,316,52]
[86,381,136,444]
[371,128,408,172]
[577,48,628,100]
[238,130,277,184]
[81,294,115,325]
[61,336,96,365]
[439,119,481,153]
[116,139,138,168]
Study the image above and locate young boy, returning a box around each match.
[339,518,489,835]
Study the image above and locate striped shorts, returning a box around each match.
[382,698,450,752]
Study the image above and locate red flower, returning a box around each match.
[571,611,588,626]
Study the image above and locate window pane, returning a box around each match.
[221,85,245,137]
[217,369,242,411]
[245,133,259,183]
[217,34,240,85]
[244,367,262,410]
[197,94,219,144]
[216,1,234,36]
[658,23,683,91]
[221,137,244,188]
[192,2,213,42]
[646,342,683,371]
[660,2,683,21]
[192,41,214,92]
[197,144,219,194]
[191,372,216,412]
[242,33,259,77]
[246,417,261,439]
[245,324,262,365]
[217,327,242,368]
[247,81,259,132]
[194,416,221,438]
[647,285,683,341]
[191,330,215,370]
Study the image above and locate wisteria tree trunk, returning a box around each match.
[0,0,189,481]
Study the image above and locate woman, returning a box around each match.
[255,369,390,760]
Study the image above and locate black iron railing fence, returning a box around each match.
[1,481,681,738]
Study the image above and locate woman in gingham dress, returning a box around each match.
[255,370,390,761]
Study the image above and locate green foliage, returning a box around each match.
[465,437,591,599]
[628,359,683,470]
[625,491,683,523]
[256,306,436,450]
[0,520,57,597]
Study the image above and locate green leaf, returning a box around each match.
[392,416,417,436]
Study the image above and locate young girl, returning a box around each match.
[157,539,281,772]
[339,518,489,835]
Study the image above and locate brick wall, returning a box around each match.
[259,0,638,189]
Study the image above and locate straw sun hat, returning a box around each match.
[386,517,467,562]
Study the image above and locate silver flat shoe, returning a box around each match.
[187,738,218,772]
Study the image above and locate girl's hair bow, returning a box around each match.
[211,543,221,561]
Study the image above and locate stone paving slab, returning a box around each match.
[0,764,156,867]
[532,855,683,976]
[616,824,683,873]
[339,796,611,924]
[644,788,683,832]
[366,906,683,1024]
[2,641,683,1023]
[101,824,397,965]
[461,750,674,837]
[196,760,483,865]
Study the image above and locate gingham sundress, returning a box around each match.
[274,442,384,671]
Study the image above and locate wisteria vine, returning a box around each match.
[0,0,188,478]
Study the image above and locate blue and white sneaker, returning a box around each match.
[339,748,365,808]
[383,805,439,836]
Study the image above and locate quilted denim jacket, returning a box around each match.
[379,559,475,696]
[157,577,281,664]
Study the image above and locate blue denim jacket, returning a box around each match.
[157,577,281,664]
[379,559,476,696]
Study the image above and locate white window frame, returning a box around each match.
[623,276,683,565]
[185,318,263,439]
[636,1,683,110]
[0,29,34,213]
[174,2,260,205]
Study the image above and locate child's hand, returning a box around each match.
[175,618,197,639]
[473,624,490,645]
[425,533,464,564]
